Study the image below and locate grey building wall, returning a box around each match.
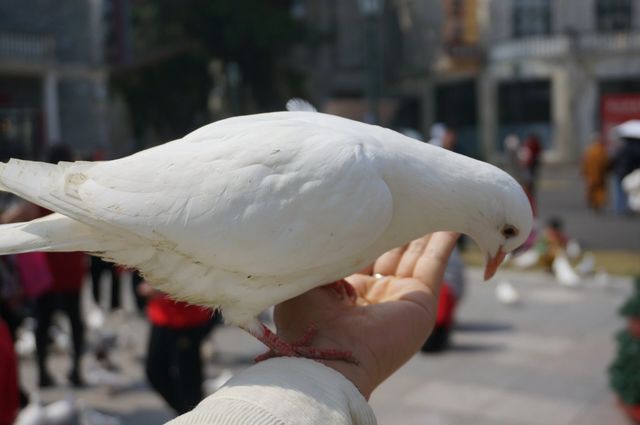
[303,0,640,163]
[0,0,108,155]
[58,78,108,150]
[0,0,97,64]
[483,0,640,163]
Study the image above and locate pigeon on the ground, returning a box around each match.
[575,253,595,276]
[495,281,520,305]
[42,395,77,425]
[0,111,532,362]
[511,248,540,269]
[552,254,581,287]
[14,395,45,425]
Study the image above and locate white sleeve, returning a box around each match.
[166,357,377,425]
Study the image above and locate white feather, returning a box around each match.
[552,254,581,287]
[0,112,532,327]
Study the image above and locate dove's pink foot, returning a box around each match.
[248,323,358,364]
[325,279,358,303]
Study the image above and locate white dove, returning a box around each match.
[0,111,532,362]
[495,281,520,305]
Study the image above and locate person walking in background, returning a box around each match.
[131,270,148,313]
[139,281,217,415]
[421,245,465,352]
[3,204,87,388]
[504,134,524,186]
[520,133,543,211]
[0,317,19,425]
[581,133,610,211]
[428,123,447,148]
[441,127,457,152]
[612,120,640,214]
[1,145,88,388]
[90,257,121,311]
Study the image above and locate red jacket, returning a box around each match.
[0,320,18,425]
[46,252,86,292]
[38,207,87,292]
[147,295,212,329]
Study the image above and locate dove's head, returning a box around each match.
[466,167,533,280]
[374,127,533,280]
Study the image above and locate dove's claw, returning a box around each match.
[249,323,358,365]
[293,323,317,347]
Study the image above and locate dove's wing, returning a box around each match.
[0,113,393,277]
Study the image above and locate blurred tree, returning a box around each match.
[110,0,301,145]
[609,277,640,420]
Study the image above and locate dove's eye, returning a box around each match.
[502,225,518,239]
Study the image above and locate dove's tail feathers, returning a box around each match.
[0,159,56,194]
[0,158,83,203]
[0,213,115,255]
[0,159,99,225]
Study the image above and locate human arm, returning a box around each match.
[167,232,459,424]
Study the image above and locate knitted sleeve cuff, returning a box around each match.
[166,357,377,425]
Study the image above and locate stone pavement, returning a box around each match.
[370,267,633,425]
[18,268,634,424]
[536,165,639,251]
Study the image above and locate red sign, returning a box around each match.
[601,94,640,144]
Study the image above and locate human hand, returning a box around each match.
[273,231,460,399]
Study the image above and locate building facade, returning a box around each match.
[302,0,640,163]
[299,0,441,138]
[0,0,109,159]
[482,0,640,163]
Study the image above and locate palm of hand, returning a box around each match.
[273,232,459,399]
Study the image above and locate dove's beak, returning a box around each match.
[484,246,506,281]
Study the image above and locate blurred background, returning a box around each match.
[0,1,639,425]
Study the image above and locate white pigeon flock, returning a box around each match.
[0,106,532,361]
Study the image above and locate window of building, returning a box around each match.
[512,0,551,38]
[497,79,552,150]
[435,80,479,158]
[596,0,632,32]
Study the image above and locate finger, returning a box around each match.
[413,232,460,293]
[344,274,374,297]
[395,234,432,277]
[372,245,407,276]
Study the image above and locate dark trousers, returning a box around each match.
[131,271,147,313]
[145,324,208,414]
[90,257,121,310]
[35,291,84,379]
